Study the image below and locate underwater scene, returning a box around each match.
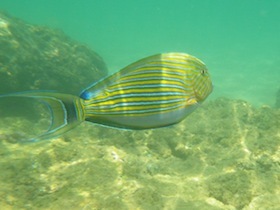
[0,0,279,209]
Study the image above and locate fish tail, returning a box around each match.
[0,92,85,142]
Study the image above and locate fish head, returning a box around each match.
[186,56,213,102]
[193,67,213,102]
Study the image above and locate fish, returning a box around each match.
[1,52,213,142]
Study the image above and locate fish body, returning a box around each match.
[1,53,212,142]
[81,53,212,129]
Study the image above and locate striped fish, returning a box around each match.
[2,53,212,142]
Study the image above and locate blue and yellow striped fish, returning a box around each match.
[2,52,212,142]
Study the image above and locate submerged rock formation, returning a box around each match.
[0,11,108,95]
[0,98,279,209]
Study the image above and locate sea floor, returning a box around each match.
[0,98,279,210]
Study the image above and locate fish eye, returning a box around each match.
[201,69,206,75]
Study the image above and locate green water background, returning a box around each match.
[0,0,279,107]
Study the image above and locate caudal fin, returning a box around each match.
[0,91,84,142]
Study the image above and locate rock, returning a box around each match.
[0,11,108,95]
[0,98,279,209]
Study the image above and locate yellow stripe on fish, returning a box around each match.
[0,52,212,142]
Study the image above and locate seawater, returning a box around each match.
[0,1,279,210]
[1,0,279,107]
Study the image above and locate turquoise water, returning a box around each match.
[0,1,280,210]
[1,0,279,106]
